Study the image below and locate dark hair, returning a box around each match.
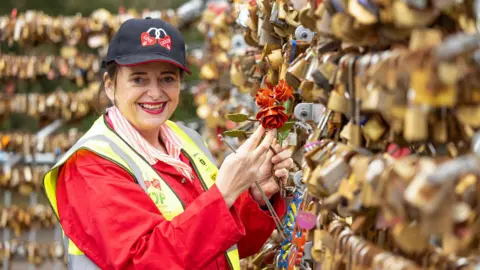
[96,62,185,114]
[96,62,119,114]
[105,62,120,85]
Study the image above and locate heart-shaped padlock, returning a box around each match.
[141,32,156,46]
[158,35,172,50]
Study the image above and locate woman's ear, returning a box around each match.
[103,71,115,103]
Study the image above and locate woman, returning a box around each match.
[43,18,293,270]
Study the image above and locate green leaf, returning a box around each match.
[283,98,292,113]
[278,121,295,133]
[223,130,247,138]
[227,113,250,123]
[277,130,290,147]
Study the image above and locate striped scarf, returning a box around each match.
[107,106,193,181]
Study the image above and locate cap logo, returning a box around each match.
[140,27,172,50]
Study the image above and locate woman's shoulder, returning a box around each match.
[59,149,134,182]
[65,149,116,167]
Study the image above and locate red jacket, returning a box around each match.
[56,119,286,270]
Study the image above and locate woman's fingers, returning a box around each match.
[272,141,282,153]
[238,125,265,153]
[261,143,276,167]
[272,148,293,164]
[273,158,294,171]
[274,168,289,180]
[253,129,276,159]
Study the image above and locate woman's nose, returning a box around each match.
[146,82,166,100]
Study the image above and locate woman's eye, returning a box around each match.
[162,76,177,84]
[132,77,145,84]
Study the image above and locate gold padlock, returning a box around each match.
[392,1,439,28]
[311,229,335,263]
[348,0,378,25]
[299,3,316,30]
[409,28,443,51]
[403,106,428,142]
[362,116,387,142]
[327,91,349,115]
[265,49,283,70]
[286,53,308,89]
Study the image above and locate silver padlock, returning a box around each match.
[293,171,304,188]
[302,241,313,261]
[230,34,248,55]
[294,103,326,124]
[295,26,315,42]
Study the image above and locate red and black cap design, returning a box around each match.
[102,17,191,74]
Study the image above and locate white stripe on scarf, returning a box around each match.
[107,106,193,181]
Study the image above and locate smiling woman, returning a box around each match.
[43,17,293,270]
[103,62,183,150]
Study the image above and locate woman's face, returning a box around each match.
[104,62,181,134]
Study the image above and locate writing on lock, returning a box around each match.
[141,28,172,50]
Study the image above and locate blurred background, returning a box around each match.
[0,0,229,268]
[0,0,205,133]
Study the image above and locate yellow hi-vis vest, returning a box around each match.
[43,115,240,270]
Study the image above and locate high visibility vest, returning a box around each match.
[43,115,240,270]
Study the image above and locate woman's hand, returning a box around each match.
[250,140,293,206]
[216,126,277,207]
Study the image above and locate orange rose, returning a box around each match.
[255,87,275,108]
[256,106,289,129]
[273,80,293,102]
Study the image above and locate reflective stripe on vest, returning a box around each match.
[43,115,240,270]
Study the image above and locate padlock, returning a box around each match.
[299,3,317,30]
[314,153,354,195]
[294,103,326,124]
[361,86,392,114]
[286,53,309,89]
[327,91,349,115]
[311,229,335,262]
[230,62,246,87]
[229,34,248,55]
[293,171,304,188]
[362,116,387,142]
[295,25,315,42]
[392,223,429,255]
[285,9,300,28]
[348,0,378,25]
[404,106,428,142]
[313,60,336,92]
[305,141,330,168]
[266,49,283,70]
[392,1,439,28]
[457,106,480,128]
[409,28,443,51]
[269,0,288,29]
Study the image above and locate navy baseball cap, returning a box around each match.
[102,17,191,74]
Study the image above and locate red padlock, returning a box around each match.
[158,35,172,50]
[141,32,156,47]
